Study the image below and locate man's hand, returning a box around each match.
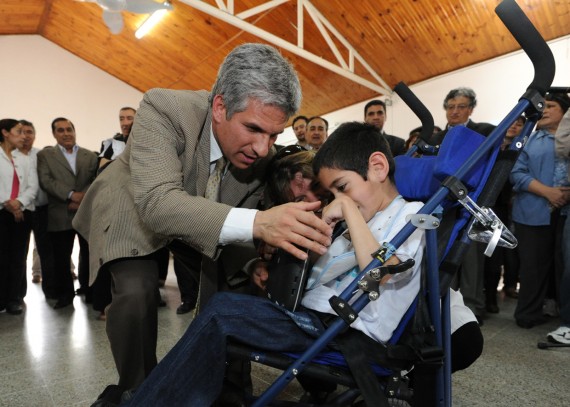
[68,202,80,212]
[70,191,85,204]
[3,199,22,214]
[253,201,332,260]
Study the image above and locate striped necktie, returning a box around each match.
[204,157,226,201]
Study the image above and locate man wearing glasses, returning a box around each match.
[430,87,495,145]
[430,87,496,326]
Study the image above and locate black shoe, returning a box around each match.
[486,303,499,314]
[54,298,74,309]
[176,301,195,315]
[158,298,167,307]
[75,287,89,296]
[516,317,547,329]
[6,303,23,315]
[91,385,127,407]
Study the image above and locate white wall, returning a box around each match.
[1,34,568,150]
[277,35,570,146]
[0,35,143,151]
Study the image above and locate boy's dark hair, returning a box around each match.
[313,121,395,182]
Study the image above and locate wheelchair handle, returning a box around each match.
[393,81,435,144]
[495,0,555,96]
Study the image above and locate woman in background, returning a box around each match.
[0,119,38,315]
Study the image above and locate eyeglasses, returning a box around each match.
[445,104,471,111]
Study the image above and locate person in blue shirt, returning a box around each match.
[510,92,570,328]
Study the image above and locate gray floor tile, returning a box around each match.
[2,254,568,406]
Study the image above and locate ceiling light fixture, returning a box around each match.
[135,1,172,39]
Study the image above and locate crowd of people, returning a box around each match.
[1,42,569,406]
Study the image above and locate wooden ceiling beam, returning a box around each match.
[37,0,54,34]
[179,0,393,95]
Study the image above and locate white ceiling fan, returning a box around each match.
[78,0,173,34]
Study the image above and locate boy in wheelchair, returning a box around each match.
[122,122,445,406]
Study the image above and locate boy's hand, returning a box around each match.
[321,196,352,228]
[251,260,269,290]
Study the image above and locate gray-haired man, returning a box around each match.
[73,43,332,395]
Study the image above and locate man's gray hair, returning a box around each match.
[209,43,302,119]
[443,87,477,109]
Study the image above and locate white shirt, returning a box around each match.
[57,144,79,175]
[0,147,38,211]
[99,138,126,160]
[450,289,477,333]
[302,197,425,343]
[27,147,49,207]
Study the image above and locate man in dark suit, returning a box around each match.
[37,118,98,309]
[73,43,332,396]
[364,99,406,156]
[430,87,496,325]
[429,87,496,146]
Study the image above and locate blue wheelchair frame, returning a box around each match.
[249,1,555,405]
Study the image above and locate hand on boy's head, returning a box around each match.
[253,201,333,260]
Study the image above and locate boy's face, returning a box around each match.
[318,166,379,223]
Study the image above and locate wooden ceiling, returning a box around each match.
[1,0,569,120]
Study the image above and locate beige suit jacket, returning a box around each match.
[73,89,270,285]
[37,145,98,232]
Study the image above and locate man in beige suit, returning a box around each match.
[73,43,332,397]
[37,118,98,309]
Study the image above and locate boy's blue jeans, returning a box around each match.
[123,292,326,406]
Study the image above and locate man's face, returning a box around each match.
[21,125,36,152]
[53,120,76,150]
[537,101,565,133]
[293,119,307,142]
[307,118,327,150]
[119,108,136,137]
[212,96,287,169]
[445,96,473,126]
[506,118,524,138]
[364,105,386,130]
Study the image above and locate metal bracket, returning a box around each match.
[329,296,358,325]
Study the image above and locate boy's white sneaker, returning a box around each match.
[547,326,570,344]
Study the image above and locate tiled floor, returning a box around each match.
[1,261,568,406]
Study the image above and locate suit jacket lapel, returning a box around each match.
[194,114,212,197]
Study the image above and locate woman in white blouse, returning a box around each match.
[0,119,38,315]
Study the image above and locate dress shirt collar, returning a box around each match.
[447,118,471,129]
[209,125,223,164]
[57,143,79,155]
